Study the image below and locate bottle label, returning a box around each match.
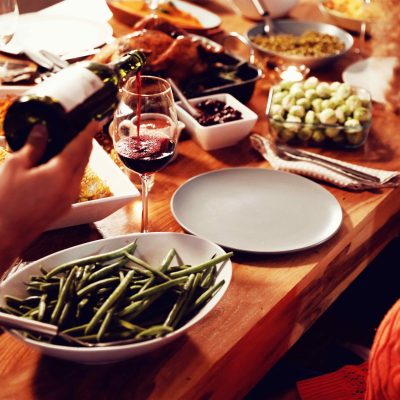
[27,66,104,112]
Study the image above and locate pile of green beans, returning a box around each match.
[1,241,232,346]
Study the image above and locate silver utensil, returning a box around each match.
[0,311,144,347]
[251,0,273,36]
[276,144,381,183]
[167,78,202,119]
[39,49,69,70]
[24,49,55,71]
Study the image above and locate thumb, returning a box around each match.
[18,125,48,168]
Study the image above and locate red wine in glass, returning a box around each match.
[116,134,175,174]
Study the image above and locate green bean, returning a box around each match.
[76,277,120,300]
[123,252,171,281]
[58,301,72,327]
[96,308,114,342]
[5,295,24,309]
[188,280,225,314]
[170,252,233,278]
[160,249,176,272]
[38,294,47,322]
[87,260,125,284]
[61,323,89,336]
[117,319,144,332]
[50,267,76,324]
[135,325,173,340]
[46,241,137,278]
[200,265,216,289]
[127,276,187,302]
[2,305,23,316]
[85,270,134,335]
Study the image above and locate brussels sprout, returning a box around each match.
[312,98,323,113]
[289,83,305,99]
[297,127,313,141]
[319,108,337,125]
[353,107,371,122]
[330,81,341,91]
[321,99,334,110]
[305,110,317,124]
[325,127,340,138]
[284,114,302,132]
[272,91,287,105]
[336,83,352,100]
[312,129,325,143]
[345,95,362,112]
[305,89,318,100]
[304,76,319,90]
[344,118,362,132]
[316,82,331,98]
[272,114,285,122]
[335,107,346,124]
[282,94,296,111]
[278,81,294,91]
[332,132,345,143]
[346,131,365,145]
[357,90,371,107]
[289,105,305,118]
[336,104,351,116]
[279,128,296,142]
[296,97,311,110]
[270,104,285,118]
[329,95,343,109]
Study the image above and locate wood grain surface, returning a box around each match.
[0,1,399,399]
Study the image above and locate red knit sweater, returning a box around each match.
[297,299,400,400]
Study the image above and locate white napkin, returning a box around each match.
[250,134,400,191]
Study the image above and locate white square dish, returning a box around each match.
[48,140,140,230]
[176,93,258,151]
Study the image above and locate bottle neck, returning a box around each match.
[111,50,146,85]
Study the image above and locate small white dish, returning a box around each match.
[176,93,258,151]
[342,57,397,104]
[0,232,232,364]
[171,168,343,253]
[49,140,139,230]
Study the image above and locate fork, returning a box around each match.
[276,144,381,183]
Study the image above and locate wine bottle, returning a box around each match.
[4,50,146,163]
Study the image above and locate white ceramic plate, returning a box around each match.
[343,57,397,104]
[0,232,232,364]
[0,14,113,58]
[171,168,342,253]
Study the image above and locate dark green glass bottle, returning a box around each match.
[4,50,146,163]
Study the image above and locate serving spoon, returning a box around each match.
[167,78,202,119]
[0,311,148,347]
[251,0,273,36]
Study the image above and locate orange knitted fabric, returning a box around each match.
[297,299,400,400]
[366,299,400,399]
[297,362,368,400]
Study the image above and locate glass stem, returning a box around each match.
[140,174,152,233]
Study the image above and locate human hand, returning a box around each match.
[0,121,101,270]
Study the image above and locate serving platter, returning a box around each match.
[0,14,113,58]
[106,0,221,32]
[171,168,343,253]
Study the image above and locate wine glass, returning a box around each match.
[0,0,19,80]
[111,75,179,233]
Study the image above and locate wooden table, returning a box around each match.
[0,1,399,399]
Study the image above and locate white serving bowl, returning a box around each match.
[176,93,258,151]
[0,232,232,364]
[231,0,298,20]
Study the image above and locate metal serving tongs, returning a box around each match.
[0,311,142,347]
[251,0,274,36]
